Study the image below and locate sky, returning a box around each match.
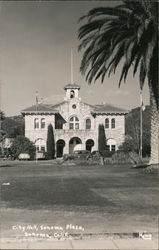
[0,1,150,116]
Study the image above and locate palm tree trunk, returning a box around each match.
[149,84,159,166]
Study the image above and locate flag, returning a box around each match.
[140,90,145,111]
[142,101,145,111]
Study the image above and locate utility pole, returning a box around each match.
[139,90,143,159]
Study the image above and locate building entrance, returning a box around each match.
[56,140,65,157]
[86,139,94,152]
[69,137,82,154]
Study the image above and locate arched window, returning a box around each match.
[111,118,115,129]
[106,138,117,152]
[69,116,79,130]
[35,138,46,152]
[41,118,45,129]
[70,90,75,98]
[86,119,91,129]
[34,118,39,129]
[105,118,109,128]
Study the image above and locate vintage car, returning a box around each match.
[18,153,30,160]
[63,150,91,161]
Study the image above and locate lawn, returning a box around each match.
[0,160,158,240]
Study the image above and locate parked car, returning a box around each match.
[73,150,91,160]
[18,153,30,161]
[63,150,91,161]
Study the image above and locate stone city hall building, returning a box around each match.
[21,84,128,157]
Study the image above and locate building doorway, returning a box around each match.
[56,140,65,157]
[86,139,94,152]
[69,137,82,154]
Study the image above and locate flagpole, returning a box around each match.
[71,48,73,84]
[140,90,143,159]
[35,91,38,164]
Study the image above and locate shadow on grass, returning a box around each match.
[1,177,115,210]
[0,164,16,168]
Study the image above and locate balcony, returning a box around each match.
[55,129,95,136]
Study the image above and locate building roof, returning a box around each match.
[21,101,128,116]
[21,104,58,114]
[92,104,128,114]
[64,83,80,90]
[48,101,67,109]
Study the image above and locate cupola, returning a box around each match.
[64,83,81,100]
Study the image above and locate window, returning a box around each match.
[34,118,39,129]
[106,139,116,152]
[111,145,116,152]
[41,118,45,129]
[69,116,79,130]
[105,118,109,128]
[36,146,40,152]
[70,90,75,98]
[106,145,110,151]
[72,104,76,109]
[111,118,115,129]
[41,146,45,152]
[86,119,91,129]
[56,120,63,129]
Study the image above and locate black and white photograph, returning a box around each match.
[0,1,158,249]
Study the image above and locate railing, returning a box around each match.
[55,129,96,135]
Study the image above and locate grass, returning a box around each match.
[0,161,159,239]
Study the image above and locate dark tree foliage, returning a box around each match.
[125,106,150,156]
[2,115,24,138]
[46,124,55,159]
[98,124,107,152]
[0,111,6,140]
[118,135,137,153]
[78,1,158,107]
[0,111,5,121]
[10,135,35,159]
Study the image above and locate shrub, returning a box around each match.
[118,136,136,152]
[46,124,55,159]
[10,136,35,159]
[98,124,107,152]
[101,150,115,158]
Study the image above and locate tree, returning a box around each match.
[46,124,55,159]
[125,106,151,156]
[78,1,158,166]
[10,136,35,159]
[118,135,137,153]
[98,124,107,152]
[0,110,5,137]
[2,115,24,138]
[0,111,6,156]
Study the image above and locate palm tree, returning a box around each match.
[78,0,158,166]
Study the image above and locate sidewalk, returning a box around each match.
[0,238,158,249]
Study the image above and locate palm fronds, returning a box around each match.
[78,0,158,107]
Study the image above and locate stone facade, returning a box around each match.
[22,84,128,157]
